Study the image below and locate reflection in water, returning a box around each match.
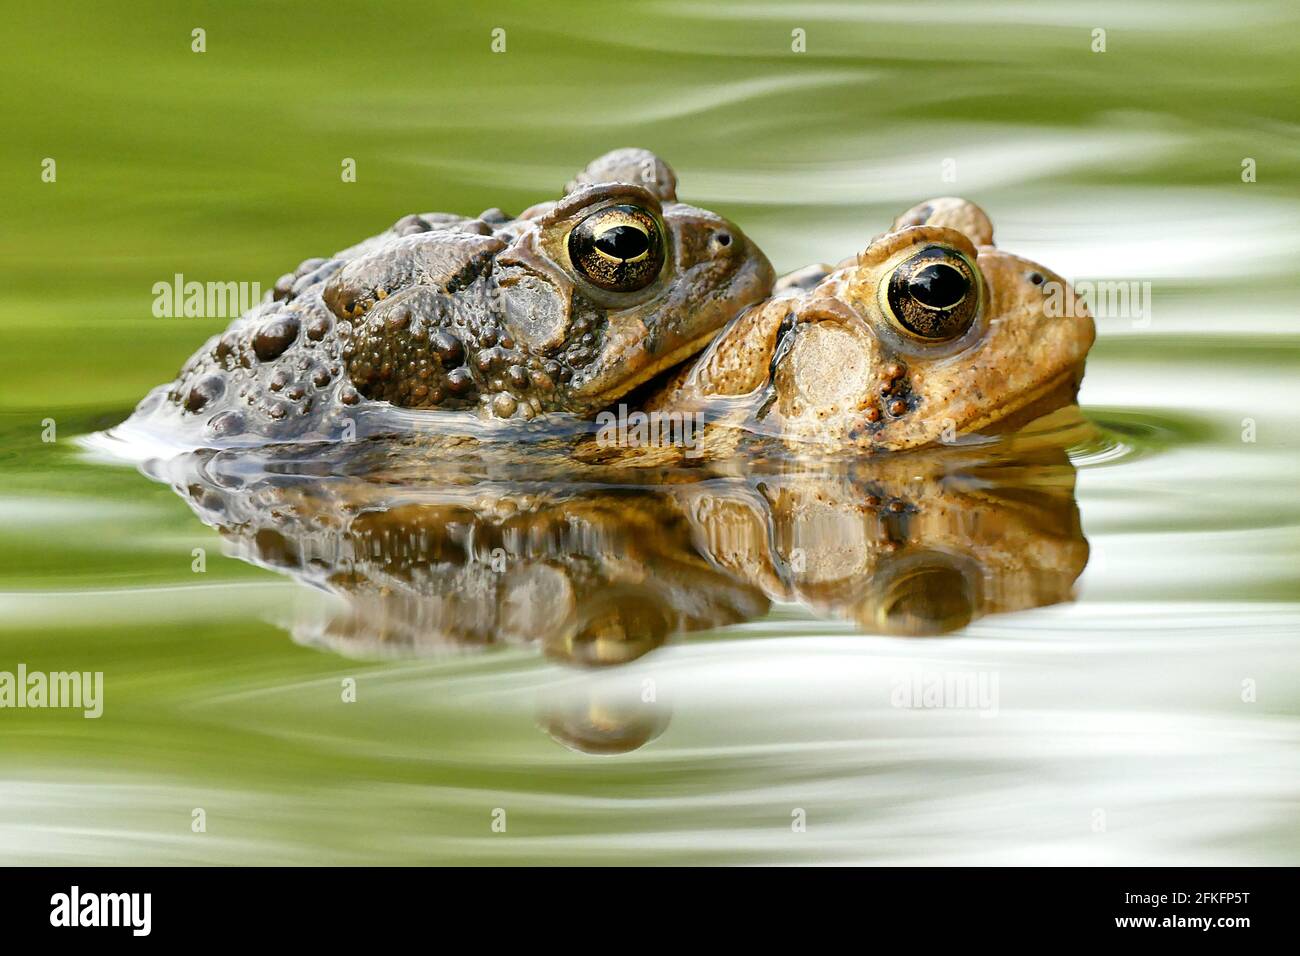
[137,411,1091,752]
[539,679,671,756]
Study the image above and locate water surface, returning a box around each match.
[1,1,1297,864]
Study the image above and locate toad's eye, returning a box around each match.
[568,204,665,293]
[884,246,981,340]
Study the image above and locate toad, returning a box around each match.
[122,148,773,446]
[646,198,1094,452]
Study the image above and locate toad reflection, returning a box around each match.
[141,423,1088,752]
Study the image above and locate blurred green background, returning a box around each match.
[1,1,1298,864]
[4,0,1298,412]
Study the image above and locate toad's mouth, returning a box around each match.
[959,365,1087,438]
[576,327,725,411]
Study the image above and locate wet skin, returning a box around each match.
[645,198,1096,453]
[123,149,773,446]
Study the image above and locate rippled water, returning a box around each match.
[2,1,1298,864]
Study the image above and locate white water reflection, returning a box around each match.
[2,0,1298,869]
[3,599,1295,865]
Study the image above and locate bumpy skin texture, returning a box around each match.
[647,198,1095,453]
[123,150,773,447]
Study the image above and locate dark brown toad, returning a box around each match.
[123,149,773,446]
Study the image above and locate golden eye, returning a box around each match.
[884,246,981,340]
[568,204,665,292]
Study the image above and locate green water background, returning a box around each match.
[1,1,1298,864]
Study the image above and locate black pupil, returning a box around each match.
[594,224,649,261]
[908,263,968,309]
